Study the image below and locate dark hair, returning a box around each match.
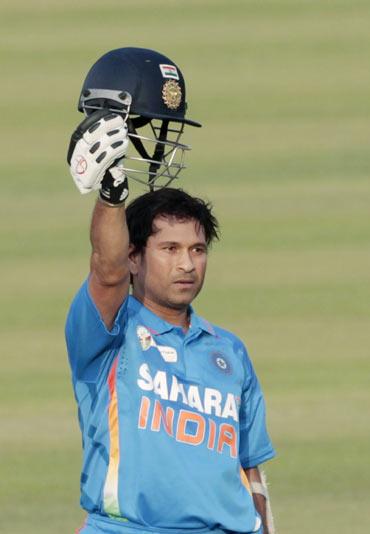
[126,188,219,253]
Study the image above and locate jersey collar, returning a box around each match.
[188,307,216,336]
[127,295,215,337]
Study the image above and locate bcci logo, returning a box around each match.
[162,80,182,110]
[211,352,232,374]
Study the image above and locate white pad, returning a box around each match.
[250,481,267,499]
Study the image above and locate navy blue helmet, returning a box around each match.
[78,47,201,189]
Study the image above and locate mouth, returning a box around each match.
[173,279,196,287]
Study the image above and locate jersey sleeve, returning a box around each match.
[238,343,276,468]
[65,278,128,383]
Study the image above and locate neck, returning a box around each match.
[133,292,190,330]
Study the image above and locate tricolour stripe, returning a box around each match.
[103,356,121,517]
[159,64,179,80]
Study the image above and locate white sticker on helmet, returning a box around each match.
[159,64,179,80]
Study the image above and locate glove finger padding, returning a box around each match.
[67,109,129,195]
[100,162,129,205]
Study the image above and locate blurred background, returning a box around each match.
[1,1,369,532]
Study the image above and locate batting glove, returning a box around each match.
[67,109,129,204]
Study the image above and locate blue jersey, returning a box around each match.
[66,280,275,534]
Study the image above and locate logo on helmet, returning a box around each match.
[162,80,182,110]
[159,64,179,80]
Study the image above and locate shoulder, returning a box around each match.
[67,278,130,326]
[197,315,252,362]
[205,319,248,354]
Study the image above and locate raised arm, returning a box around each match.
[89,199,130,328]
[67,109,131,328]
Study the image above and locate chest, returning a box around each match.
[116,322,245,422]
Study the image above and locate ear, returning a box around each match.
[128,244,142,276]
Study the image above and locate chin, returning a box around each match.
[166,297,193,310]
[168,290,200,309]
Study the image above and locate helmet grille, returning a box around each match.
[80,88,191,190]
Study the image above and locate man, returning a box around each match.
[66,48,276,534]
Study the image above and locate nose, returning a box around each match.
[178,250,195,273]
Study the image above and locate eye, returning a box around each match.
[163,245,177,252]
[192,246,207,254]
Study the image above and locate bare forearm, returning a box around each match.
[90,199,129,284]
[252,491,269,534]
[89,198,130,327]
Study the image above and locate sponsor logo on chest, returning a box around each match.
[137,363,238,422]
[136,364,239,458]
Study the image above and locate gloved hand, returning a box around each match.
[67,109,129,204]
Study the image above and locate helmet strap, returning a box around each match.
[148,120,169,190]
[127,117,170,190]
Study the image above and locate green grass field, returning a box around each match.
[1,1,370,532]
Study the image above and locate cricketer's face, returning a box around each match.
[129,216,208,312]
